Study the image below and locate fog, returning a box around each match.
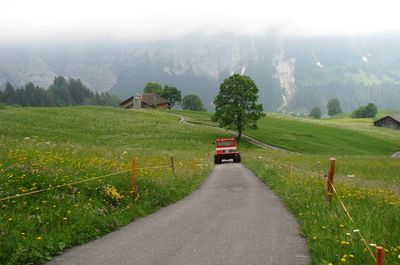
[1,0,400,44]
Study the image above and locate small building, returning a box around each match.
[373,114,400,130]
[119,93,171,110]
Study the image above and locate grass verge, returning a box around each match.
[243,150,400,265]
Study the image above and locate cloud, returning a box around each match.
[0,0,400,44]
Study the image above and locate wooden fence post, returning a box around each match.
[327,158,336,203]
[170,156,175,176]
[376,246,384,265]
[131,159,136,193]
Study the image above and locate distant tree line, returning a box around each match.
[143,82,205,111]
[0,76,120,107]
[309,98,378,119]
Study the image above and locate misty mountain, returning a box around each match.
[1,34,400,112]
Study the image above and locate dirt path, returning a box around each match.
[391,151,400,158]
[48,163,309,265]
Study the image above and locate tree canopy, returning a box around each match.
[0,77,120,107]
[309,106,322,118]
[143,82,163,94]
[142,83,182,109]
[213,74,264,139]
[182,94,205,111]
[160,85,182,109]
[327,98,343,116]
[352,103,378,118]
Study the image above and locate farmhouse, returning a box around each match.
[119,93,171,109]
[373,114,400,130]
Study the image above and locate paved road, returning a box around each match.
[48,163,309,265]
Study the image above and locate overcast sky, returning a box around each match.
[1,0,400,44]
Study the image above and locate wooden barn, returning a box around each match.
[119,93,171,110]
[373,114,400,130]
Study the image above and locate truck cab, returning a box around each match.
[214,138,241,164]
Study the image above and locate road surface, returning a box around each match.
[48,163,309,265]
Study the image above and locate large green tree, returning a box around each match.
[213,74,264,139]
[327,98,343,116]
[182,94,205,111]
[160,85,182,109]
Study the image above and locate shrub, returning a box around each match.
[352,103,377,118]
[309,107,322,118]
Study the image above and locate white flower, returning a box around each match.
[24,137,30,141]
[369,243,376,247]
[46,141,51,144]
[122,151,128,155]
[353,229,360,233]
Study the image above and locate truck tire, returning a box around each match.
[233,156,241,163]
[214,157,221,164]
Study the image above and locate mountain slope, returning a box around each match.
[1,34,400,112]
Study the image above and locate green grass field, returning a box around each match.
[177,110,400,155]
[2,106,400,265]
[180,109,400,264]
[0,106,233,265]
[244,114,400,155]
[168,109,217,127]
[243,153,400,265]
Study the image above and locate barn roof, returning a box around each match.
[119,96,134,106]
[374,114,400,124]
[390,114,400,122]
[141,93,170,106]
[119,93,170,106]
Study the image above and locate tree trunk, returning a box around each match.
[237,128,242,140]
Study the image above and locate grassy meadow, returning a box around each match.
[243,152,400,265]
[0,106,232,265]
[180,109,400,265]
[244,114,400,155]
[1,105,399,265]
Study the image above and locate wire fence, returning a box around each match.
[0,152,388,264]
[249,155,386,264]
[0,156,211,203]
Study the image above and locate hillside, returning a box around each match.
[245,114,400,155]
[179,109,400,264]
[0,106,233,264]
[1,106,399,264]
[2,34,400,112]
[175,110,400,155]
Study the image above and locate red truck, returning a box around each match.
[214,138,241,164]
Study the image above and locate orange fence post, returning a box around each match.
[376,246,384,265]
[327,158,336,203]
[131,159,136,193]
